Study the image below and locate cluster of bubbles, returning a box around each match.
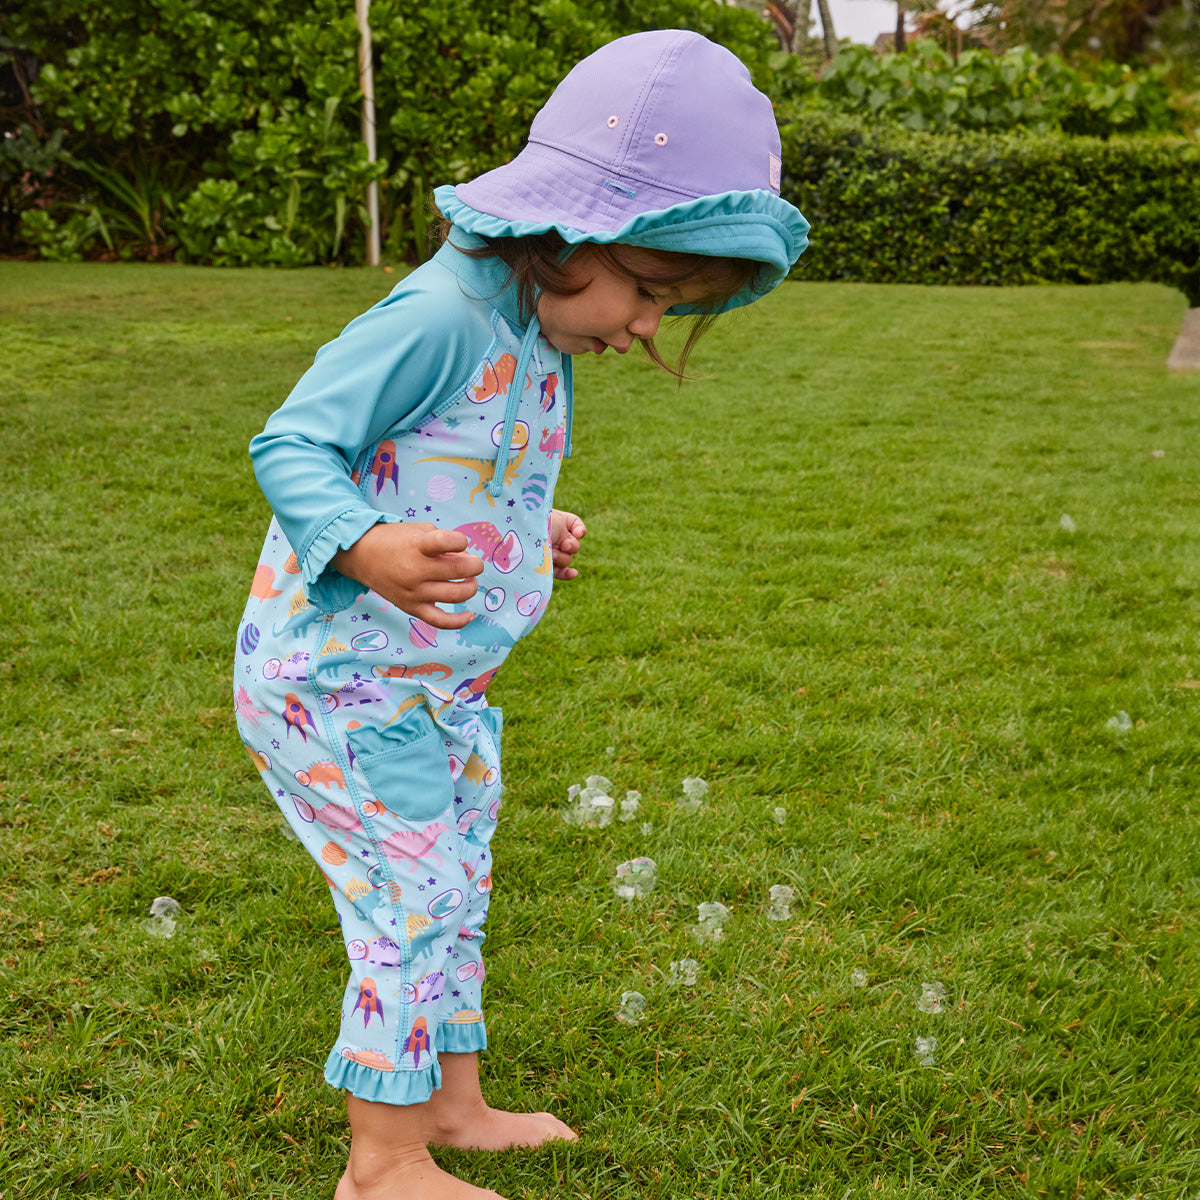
[563,775,646,828]
[564,768,800,1024]
[914,980,947,1066]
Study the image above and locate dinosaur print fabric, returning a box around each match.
[234,307,567,1105]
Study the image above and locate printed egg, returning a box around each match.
[408,617,438,648]
[351,629,389,653]
[262,657,283,680]
[491,531,523,574]
[291,794,315,822]
[317,692,339,714]
[427,475,456,503]
[516,590,543,617]
[490,420,530,449]
[238,622,260,656]
[457,809,481,834]
[427,889,464,920]
[456,961,484,982]
[246,746,271,773]
[347,938,368,960]
[484,587,505,612]
[321,841,347,866]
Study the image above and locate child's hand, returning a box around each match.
[333,522,484,628]
[550,509,587,580]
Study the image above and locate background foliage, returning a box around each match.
[0,0,774,266]
[1,0,1197,297]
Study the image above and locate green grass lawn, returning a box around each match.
[2,262,1198,1199]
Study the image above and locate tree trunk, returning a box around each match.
[814,0,837,59]
[895,3,907,52]
[790,0,813,55]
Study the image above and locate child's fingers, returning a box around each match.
[407,601,476,630]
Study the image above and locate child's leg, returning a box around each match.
[336,1093,506,1200]
[421,1051,578,1150]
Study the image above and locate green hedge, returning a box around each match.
[781,112,1200,303]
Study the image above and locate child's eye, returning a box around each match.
[638,286,661,302]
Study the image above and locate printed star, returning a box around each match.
[507,499,515,507]
[425,506,432,513]
[406,508,417,518]
[417,884,426,891]
[271,739,281,750]
[452,990,461,997]
[276,788,285,797]
[361,849,370,858]
[427,877,437,886]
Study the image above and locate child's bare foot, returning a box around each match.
[423,1095,579,1151]
[422,1051,579,1152]
[335,1143,506,1200]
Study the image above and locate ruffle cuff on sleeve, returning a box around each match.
[300,507,400,614]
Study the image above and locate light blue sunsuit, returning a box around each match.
[233,235,572,1106]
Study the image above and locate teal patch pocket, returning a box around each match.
[348,707,455,824]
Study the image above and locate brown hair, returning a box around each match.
[435,218,765,378]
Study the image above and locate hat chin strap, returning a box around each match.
[487,314,542,499]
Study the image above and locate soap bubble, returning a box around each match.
[612,857,658,899]
[915,1036,938,1066]
[772,806,787,826]
[586,774,614,792]
[617,991,647,1025]
[278,818,298,841]
[850,968,868,988]
[677,777,708,814]
[605,746,616,757]
[694,900,730,943]
[767,884,794,922]
[619,791,642,822]
[146,896,180,938]
[1107,711,1132,733]
[1059,513,1076,533]
[668,958,700,986]
[640,822,654,836]
[917,981,946,1014]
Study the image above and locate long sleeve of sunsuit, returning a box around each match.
[249,252,493,612]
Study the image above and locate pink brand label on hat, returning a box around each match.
[769,153,782,191]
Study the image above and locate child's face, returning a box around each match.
[536,247,713,357]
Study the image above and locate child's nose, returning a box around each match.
[628,306,662,339]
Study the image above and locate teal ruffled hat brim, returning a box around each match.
[434,184,809,316]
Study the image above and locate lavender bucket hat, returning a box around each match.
[434,28,809,314]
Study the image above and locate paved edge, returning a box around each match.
[1167,307,1200,372]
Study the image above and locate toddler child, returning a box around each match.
[233,27,808,1200]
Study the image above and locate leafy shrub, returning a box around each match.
[811,41,1187,136]
[2,0,774,265]
[781,111,1200,302]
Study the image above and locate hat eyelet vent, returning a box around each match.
[653,132,668,146]
[606,115,619,128]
